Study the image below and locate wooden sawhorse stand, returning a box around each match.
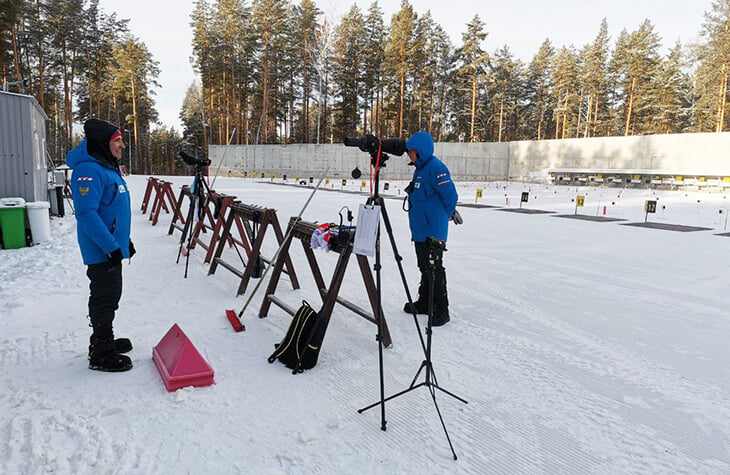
[145,179,180,226]
[169,187,244,264]
[259,218,392,348]
[209,202,298,296]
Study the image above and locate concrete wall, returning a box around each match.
[210,132,730,181]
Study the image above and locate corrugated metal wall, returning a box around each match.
[0,91,49,202]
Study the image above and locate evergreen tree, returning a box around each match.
[649,41,691,133]
[110,36,160,173]
[579,19,610,137]
[362,2,385,135]
[525,39,554,140]
[251,0,289,144]
[693,0,730,132]
[292,0,321,142]
[332,4,366,138]
[551,45,580,139]
[384,0,417,136]
[490,46,524,142]
[456,15,488,141]
[612,20,662,135]
[180,80,205,148]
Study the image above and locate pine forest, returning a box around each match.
[2,0,730,174]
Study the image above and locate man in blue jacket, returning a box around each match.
[67,118,135,372]
[403,131,461,326]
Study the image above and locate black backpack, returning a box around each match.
[268,301,326,373]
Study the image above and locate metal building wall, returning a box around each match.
[0,91,49,202]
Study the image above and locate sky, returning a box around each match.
[98,0,714,132]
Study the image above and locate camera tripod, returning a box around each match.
[353,144,467,460]
[176,158,211,278]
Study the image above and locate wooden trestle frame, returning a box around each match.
[168,186,246,264]
[209,202,299,296]
[140,177,181,226]
[259,217,392,348]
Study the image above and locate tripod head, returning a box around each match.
[344,134,406,173]
[179,150,211,171]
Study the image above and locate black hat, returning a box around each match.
[84,118,121,166]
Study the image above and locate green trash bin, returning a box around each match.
[0,197,27,249]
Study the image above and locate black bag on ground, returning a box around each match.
[268,300,326,372]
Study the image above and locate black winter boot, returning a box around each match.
[88,336,133,356]
[88,337,133,372]
[431,307,450,327]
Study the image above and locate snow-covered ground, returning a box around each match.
[1,174,729,474]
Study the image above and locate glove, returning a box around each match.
[107,248,123,267]
[452,209,463,225]
[129,241,136,258]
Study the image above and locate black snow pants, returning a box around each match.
[414,241,448,313]
[86,261,123,337]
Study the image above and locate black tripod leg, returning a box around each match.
[176,194,196,265]
[426,383,459,461]
[432,384,469,405]
[357,381,428,413]
[376,198,428,357]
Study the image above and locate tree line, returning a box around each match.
[2,0,730,175]
[181,0,730,149]
[0,0,180,174]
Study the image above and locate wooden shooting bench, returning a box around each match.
[169,187,243,264]
[140,177,158,213]
[209,202,298,296]
[259,218,392,348]
[144,179,180,226]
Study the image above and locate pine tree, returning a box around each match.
[579,19,610,137]
[332,4,366,138]
[525,39,554,140]
[551,45,580,139]
[384,0,417,136]
[456,15,488,141]
[180,80,205,148]
[612,20,662,135]
[110,36,160,173]
[693,0,730,132]
[250,0,288,143]
[490,46,524,142]
[291,0,320,142]
[362,2,384,135]
[648,41,691,134]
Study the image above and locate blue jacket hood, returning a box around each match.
[66,139,114,170]
[406,131,434,168]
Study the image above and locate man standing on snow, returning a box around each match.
[402,131,462,327]
[67,118,135,372]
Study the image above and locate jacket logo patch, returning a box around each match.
[119,185,127,193]
[437,173,447,179]
[77,176,94,182]
[414,182,421,188]
[79,186,90,196]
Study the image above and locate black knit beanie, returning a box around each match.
[84,118,121,167]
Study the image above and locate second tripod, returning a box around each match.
[358,235,467,460]
[176,151,212,278]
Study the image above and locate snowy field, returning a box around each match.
[1,174,729,474]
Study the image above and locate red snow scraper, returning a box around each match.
[224,166,329,332]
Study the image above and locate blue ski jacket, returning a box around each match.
[66,139,131,265]
[406,131,458,243]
